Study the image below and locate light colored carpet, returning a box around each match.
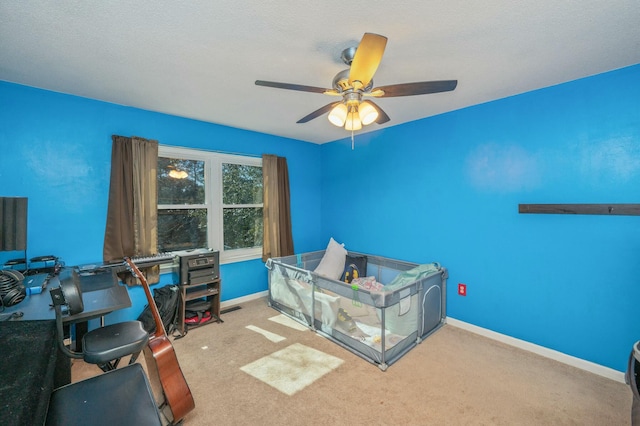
[72,297,632,425]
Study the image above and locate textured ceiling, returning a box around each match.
[1,1,639,144]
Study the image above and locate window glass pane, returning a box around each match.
[157,147,264,260]
[158,157,205,204]
[158,209,207,252]
[222,164,263,205]
[223,207,263,250]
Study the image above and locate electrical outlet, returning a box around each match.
[458,283,467,296]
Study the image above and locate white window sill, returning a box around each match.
[221,249,263,264]
[158,250,263,275]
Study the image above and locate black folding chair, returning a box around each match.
[50,268,149,372]
[46,363,162,426]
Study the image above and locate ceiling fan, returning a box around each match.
[255,33,458,133]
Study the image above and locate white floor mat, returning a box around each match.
[268,314,309,331]
[246,325,286,343]
[240,343,343,396]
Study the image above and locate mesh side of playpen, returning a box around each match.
[267,251,447,370]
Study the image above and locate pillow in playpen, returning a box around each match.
[340,254,367,283]
[314,237,347,280]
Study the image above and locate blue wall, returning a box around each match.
[320,64,640,371]
[0,81,323,311]
[2,63,639,372]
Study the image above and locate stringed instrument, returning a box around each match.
[125,257,195,424]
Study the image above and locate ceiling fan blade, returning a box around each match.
[371,80,457,97]
[255,80,330,94]
[297,102,341,123]
[348,33,387,89]
[367,100,390,124]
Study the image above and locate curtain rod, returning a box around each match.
[160,144,264,159]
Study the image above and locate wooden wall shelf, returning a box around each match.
[518,204,640,216]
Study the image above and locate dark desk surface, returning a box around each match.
[1,269,131,323]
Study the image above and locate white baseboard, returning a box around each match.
[221,290,269,310]
[446,317,626,383]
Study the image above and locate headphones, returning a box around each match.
[0,270,26,307]
[55,268,84,315]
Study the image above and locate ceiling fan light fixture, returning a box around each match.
[255,33,457,138]
[359,101,378,125]
[328,103,347,127]
[345,110,362,131]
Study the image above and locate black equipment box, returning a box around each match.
[177,250,219,286]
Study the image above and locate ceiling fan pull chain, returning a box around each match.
[351,130,355,150]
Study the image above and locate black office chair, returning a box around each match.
[49,268,149,372]
[46,363,162,426]
[627,341,640,425]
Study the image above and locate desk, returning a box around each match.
[1,268,132,354]
[1,269,132,323]
[0,269,132,425]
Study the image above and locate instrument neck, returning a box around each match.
[125,258,166,339]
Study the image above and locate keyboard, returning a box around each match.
[101,253,176,274]
[127,253,176,267]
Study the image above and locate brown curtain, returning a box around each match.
[262,154,294,261]
[103,135,159,285]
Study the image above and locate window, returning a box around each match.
[222,163,263,251]
[157,146,263,263]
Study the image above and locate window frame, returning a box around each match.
[157,145,263,264]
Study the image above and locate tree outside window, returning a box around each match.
[222,163,263,250]
[157,147,262,262]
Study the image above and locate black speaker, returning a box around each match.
[0,197,28,252]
